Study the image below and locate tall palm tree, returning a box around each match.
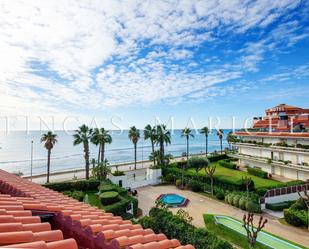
[144,124,157,166]
[200,126,209,157]
[128,126,140,170]
[181,127,194,162]
[41,131,58,183]
[73,124,93,179]
[217,129,224,154]
[155,124,171,166]
[91,128,112,163]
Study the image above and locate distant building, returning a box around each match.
[253,104,309,132]
[232,104,309,181]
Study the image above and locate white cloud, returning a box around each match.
[0,0,307,118]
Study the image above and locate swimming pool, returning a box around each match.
[157,193,189,207]
[215,215,302,249]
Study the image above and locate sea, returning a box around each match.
[0,129,231,176]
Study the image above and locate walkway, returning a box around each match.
[137,185,309,248]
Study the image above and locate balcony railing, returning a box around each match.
[233,142,309,154]
[230,153,309,172]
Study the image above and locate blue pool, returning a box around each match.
[158,194,189,207]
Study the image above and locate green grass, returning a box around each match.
[204,214,308,249]
[188,162,283,189]
[204,214,270,249]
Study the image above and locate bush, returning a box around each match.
[104,195,138,217]
[218,159,237,169]
[215,189,225,200]
[99,183,127,195]
[266,201,295,211]
[207,154,229,162]
[175,179,183,187]
[100,191,119,205]
[189,180,204,192]
[284,209,308,227]
[113,170,125,176]
[239,197,247,210]
[247,167,268,179]
[227,193,235,205]
[233,195,241,207]
[256,187,268,196]
[246,201,261,213]
[290,198,307,210]
[139,207,232,249]
[44,179,100,192]
[163,173,175,183]
[63,191,85,201]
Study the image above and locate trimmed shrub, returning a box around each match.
[188,157,209,172]
[189,180,203,192]
[104,196,138,217]
[227,193,235,205]
[266,201,295,211]
[284,209,308,227]
[256,188,268,197]
[218,159,237,170]
[290,198,307,210]
[63,191,85,201]
[247,167,268,179]
[100,185,118,193]
[233,195,241,207]
[246,201,261,213]
[175,179,182,187]
[113,170,125,176]
[163,173,175,183]
[239,197,247,210]
[100,191,119,205]
[215,189,225,200]
[44,179,100,192]
[208,154,229,162]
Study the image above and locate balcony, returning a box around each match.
[233,142,309,155]
[229,153,309,172]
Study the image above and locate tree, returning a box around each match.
[242,176,252,198]
[155,124,171,166]
[128,126,140,170]
[181,128,194,163]
[217,129,224,154]
[226,132,236,150]
[188,156,208,174]
[205,163,216,196]
[92,159,111,181]
[91,128,112,163]
[200,126,209,156]
[73,124,93,180]
[243,213,267,248]
[41,131,58,183]
[297,186,309,230]
[144,124,157,166]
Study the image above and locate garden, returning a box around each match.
[44,179,139,218]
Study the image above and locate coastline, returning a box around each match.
[23,152,210,184]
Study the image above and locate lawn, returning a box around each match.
[188,162,284,189]
[204,214,307,249]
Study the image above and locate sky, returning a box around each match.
[0,0,309,131]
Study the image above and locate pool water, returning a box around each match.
[159,194,188,207]
[215,215,302,249]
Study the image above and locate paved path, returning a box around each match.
[137,185,309,248]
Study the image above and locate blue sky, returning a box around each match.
[0,0,309,130]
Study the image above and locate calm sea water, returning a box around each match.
[0,129,230,175]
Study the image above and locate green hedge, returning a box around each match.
[225,193,261,213]
[247,167,268,179]
[100,191,119,205]
[104,195,138,218]
[266,201,295,211]
[284,209,308,227]
[63,191,85,201]
[44,179,100,192]
[175,154,228,168]
[139,207,232,249]
[218,159,237,169]
[163,166,254,191]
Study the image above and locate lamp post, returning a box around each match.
[30,140,33,182]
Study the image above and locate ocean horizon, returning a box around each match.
[0,129,230,176]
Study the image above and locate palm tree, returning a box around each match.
[181,127,194,162]
[200,126,209,156]
[144,124,157,166]
[217,129,224,154]
[73,124,93,179]
[41,131,58,183]
[226,131,236,150]
[128,126,140,170]
[91,128,112,163]
[155,124,171,166]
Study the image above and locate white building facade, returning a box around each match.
[232,132,309,181]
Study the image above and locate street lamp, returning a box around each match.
[30,140,33,182]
